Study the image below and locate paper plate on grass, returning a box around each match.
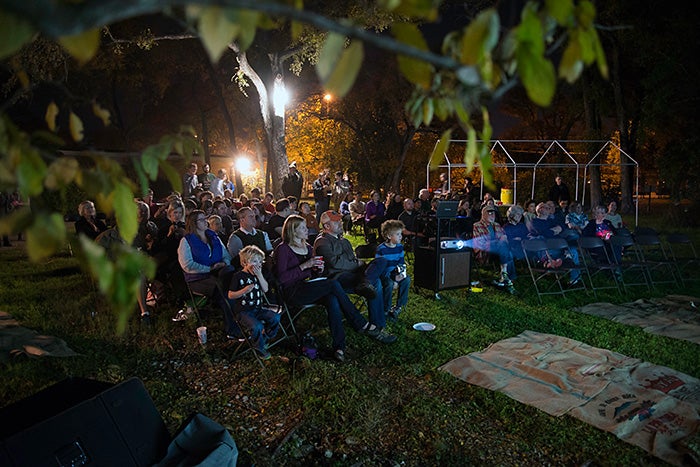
[413,322,436,332]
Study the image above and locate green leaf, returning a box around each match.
[79,236,114,295]
[430,129,452,170]
[199,6,239,62]
[481,107,492,143]
[225,8,258,51]
[69,112,84,142]
[421,98,434,126]
[455,66,481,86]
[45,101,59,132]
[317,33,346,84]
[392,23,433,89]
[460,8,499,65]
[576,0,596,28]
[516,4,545,56]
[26,213,65,262]
[321,40,363,98]
[517,49,555,106]
[92,102,111,126]
[592,29,609,79]
[545,0,574,25]
[58,29,101,65]
[160,161,183,194]
[434,98,449,121]
[0,207,31,237]
[0,9,35,60]
[113,182,137,244]
[577,28,596,64]
[394,0,438,21]
[133,159,149,200]
[16,147,47,196]
[405,94,425,128]
[142,142,170,179]
[559,39,583,83]
[45,156,79,190]
[453,99,470,126]
[377,0,402,12]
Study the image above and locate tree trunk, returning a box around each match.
[389,123,416,191]
[581,71,602,209]
[611,42,634,213]
[201,55,242,195]
[200,109,210,163]
[230,44,289,198]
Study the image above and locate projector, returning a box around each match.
[440,239,468,250]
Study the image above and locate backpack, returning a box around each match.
[299,331,317,360]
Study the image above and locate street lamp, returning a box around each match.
[273,75,289,118]
[235,156,252,175]
[323,93,332,115]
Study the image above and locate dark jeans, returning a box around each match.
[235,307,281,353]
[334,257,388,328]
[287,278,367,351]
[187,265,235,330]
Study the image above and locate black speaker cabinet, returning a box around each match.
[0,377,170,467]
[414,246,471,292]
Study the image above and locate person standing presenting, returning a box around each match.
[312,171,330,224]
[548,175,570,203]
[282,161,304,200]
[182,162,199,199]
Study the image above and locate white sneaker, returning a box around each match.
[171,307,193,322]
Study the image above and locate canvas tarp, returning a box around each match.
[439,331,699,465]
[574,295,700,345]
[0,311,78,362]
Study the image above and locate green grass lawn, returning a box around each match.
[1,212,698,465]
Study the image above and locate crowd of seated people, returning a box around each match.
[70,162,638,360]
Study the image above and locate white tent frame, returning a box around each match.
[427,139,640,225]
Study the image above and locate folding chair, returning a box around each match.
[633,234,681,289]
[265,257,322,341]
[578,236,623,297]
[520,238,585,303]
[220,295,268,369]
[545,237,587,292]
[610,235,652,293]
[665,232,700,285]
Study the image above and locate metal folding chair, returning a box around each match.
[520,238,584,303]
[665,232,700,286]
[633,234,681,289]
[609,235,652,292]
[578,236,623,297]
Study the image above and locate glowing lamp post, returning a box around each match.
[273,75,289,118]
[323,93,332,115]
[235,156,252,175]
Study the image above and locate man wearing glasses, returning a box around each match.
[472,205,516,293]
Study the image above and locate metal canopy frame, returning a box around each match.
[427,139,640,225]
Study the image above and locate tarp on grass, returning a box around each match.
[574,295,700,345]
[439,331,700,466]
[0,311,78,362]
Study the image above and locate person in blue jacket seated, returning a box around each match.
[178,209,235,335]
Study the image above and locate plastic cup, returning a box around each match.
[313,256,324,269]
[196,326,207,344]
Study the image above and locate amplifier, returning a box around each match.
[0,377,170,467]
[414,247,471,292]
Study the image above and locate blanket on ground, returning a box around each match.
[0,311,78,362]
[439,330,700,466]
[573,295,700,345]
